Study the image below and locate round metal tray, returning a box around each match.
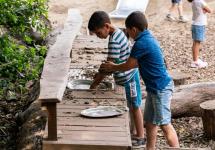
[80,106,124,118]
[67,79,113,90]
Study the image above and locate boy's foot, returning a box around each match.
[191,59,208,68]
[178,16,188,23]
[132,137,146,149]
[166,14,176,21]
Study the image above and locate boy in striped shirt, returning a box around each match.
[88,11,145,148]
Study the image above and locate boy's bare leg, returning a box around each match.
[145,122,158,150]
[169,3,177,14]
[177,1,183,17]
[130,110,136,135]
[192,41,201,61]
[132,107,144,138]
[160,124,179,147]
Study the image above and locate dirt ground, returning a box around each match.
[48,0,215,149]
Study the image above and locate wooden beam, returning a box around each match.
[43,102,57,140]
[39,9,82,103]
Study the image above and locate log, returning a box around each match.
[169,69,190,86]
[200,100,215,140]
[171,82,215,118]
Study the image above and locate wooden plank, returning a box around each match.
[70,59,102,67]
[39,57,70,102]
[45,135,129,144]
[57,111,126,118]
[46,9,82,59]
[57,119,127,127]
[43,142,131,150]
[60,98,126,106]
[57,104,126,109]
[73,35,108,50]
[70,64,96,69]
[57,115,126,123]
[39,9,82,103]
[64,90,125,99]
[55,135,128,142]
[56,130,128,137]
[71,52,107,62]
[57,125,126,132]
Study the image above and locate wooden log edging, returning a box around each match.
[171,82,215,118]
[200,100,215,140]
[39,9,82,140]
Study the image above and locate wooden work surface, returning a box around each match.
[43,16,132,149]
[43,90,132,150]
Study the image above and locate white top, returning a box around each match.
[192,0,207,26]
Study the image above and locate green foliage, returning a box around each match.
[0,0,49,100]
[0,0,49,40]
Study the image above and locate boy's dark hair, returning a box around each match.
[88,11,111,31]
[187,0,193,2]
[125,11,148,31]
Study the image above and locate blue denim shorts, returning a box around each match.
[192,25,205,42]
[144,80,174,125]
[124,71,142,109]
[172,0,181,3]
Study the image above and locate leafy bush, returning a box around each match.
[0,0,49,100]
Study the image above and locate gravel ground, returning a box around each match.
[149,13,215,85]
[157,117,211,149]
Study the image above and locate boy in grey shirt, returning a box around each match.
[188,0,212,68]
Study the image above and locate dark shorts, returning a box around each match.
[172,0,181,3]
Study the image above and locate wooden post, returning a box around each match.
[200,100,215,140]
[43,102,57,140]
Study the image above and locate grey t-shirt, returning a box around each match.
[192,0,207,26]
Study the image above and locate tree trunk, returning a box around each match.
[171,82,215,118]
[200,100,215,140]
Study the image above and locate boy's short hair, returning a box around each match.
[187,0,193,2]
[88,11,111,32]
[125,11,148,31]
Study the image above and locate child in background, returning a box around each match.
[167,0,187,22]
[188,0,212,68]
[88,11,145,148]
[100,11,179,150]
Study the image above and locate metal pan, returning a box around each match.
[67,79,114,90]
[80,106,124,118]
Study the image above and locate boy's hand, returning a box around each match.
[90,82,98,89]
[100,61,116,72]
[202,4,212,14]
[90,72,105,89]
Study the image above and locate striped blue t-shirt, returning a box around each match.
[108,28,137,85]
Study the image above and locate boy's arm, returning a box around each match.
[202,2,212,13]
[90,73,106,89]
[90,57,114,89]
[100,57,138,72]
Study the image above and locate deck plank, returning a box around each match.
[44,96,131,150]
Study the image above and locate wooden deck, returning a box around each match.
[43,90,132,150]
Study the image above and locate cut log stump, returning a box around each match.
[169,69,190,86]
[200,100,215,140]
